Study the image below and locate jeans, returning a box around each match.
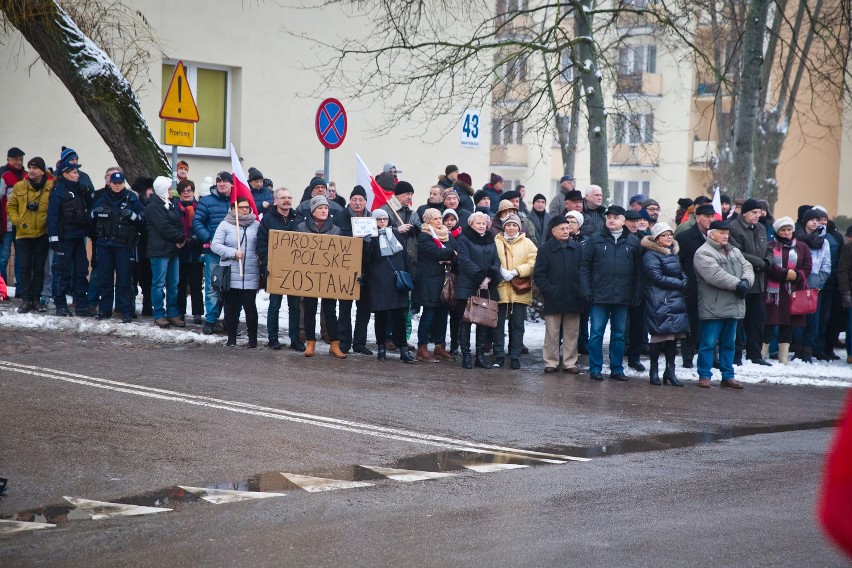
[149,256,180,319]
[493,302,526,358]
[53,238,89,310]
[0,228,14,283]
[97,245,134,318]
[697,318,738,381]
[588,303,629,375]
[203,252,222,324]
[13,236,48,301]
[418,305,449,347]
[267,293,301,343]
[41,248,53,303]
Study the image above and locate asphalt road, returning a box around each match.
[0,330,848,566]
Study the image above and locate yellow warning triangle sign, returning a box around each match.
[159,61,199,122]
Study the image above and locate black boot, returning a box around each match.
[399,346,415,364]
[377,346,387,361]
[663,341,683,386]
[462,353,472,369]
[648,343,662,386]
[474,354,489,368]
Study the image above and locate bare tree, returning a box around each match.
[0,0,170,179]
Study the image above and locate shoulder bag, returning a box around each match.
[502,241,532,294]
[440,264,457,305]
[789,280,819,315]
[463,287,498,328]
[386,256,415,292]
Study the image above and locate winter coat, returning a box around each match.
[579,228,642,305]
[528,209,552,246]
[839,241,852,299]
[47,176,90,242]
[256,207,300,271]
[145,194,185,258]
[381,196,421,276]
[455,225,501,301]
[192,187,232,248]
[416,202,445,221]
[414,231,456,308]
[211,218,261,290]
[693,237,754,320]
[495,232,537,305]
[727,214,771,293]
[482,183,504,215]
[532,237,584,315]
[797,227,832,289]
[366,228,411,312]
[296,215,342,237]
[172,197,203,263]
[251,185,275,216]
[90,188,145,249]
[675,223,707,318]
[580,202,606,237]
[548,190,571,216]
[8,176,52,239]
[453,180,475,213]
[764,238,812,327]
[640,236,689,337]
[338,205,371,238]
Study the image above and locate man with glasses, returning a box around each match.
[641,198,660,230]
[257,187,302,350]
[193,171,233,334]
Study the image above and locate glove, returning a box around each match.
[357,275,366,286]
[631,295,643,306]
[500,268,514,281]
[481,276,491,288]
[735,279,749,299]
[842,294,852,309]
[120,208,138,222]
[50,241,62,254]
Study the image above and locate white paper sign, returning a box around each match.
[352,217,378,237]
[460,108,481,148]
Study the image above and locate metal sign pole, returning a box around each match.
[323,148,330,185]
[171,145,178,192]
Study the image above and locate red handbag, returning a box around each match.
[790,281,819,316]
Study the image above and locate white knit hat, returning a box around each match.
[773,216,795,232]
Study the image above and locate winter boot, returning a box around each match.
[433,343,456,361]
[377,346,387,361]
[399,346,415,364]
[778,343,790,365]
[462,354,473,369]
[304,340,316,357]
[663,341,684,386]
[416,345,438,363]
[648,343,662,386]
[329,340,347,359]
[17,299,32,314]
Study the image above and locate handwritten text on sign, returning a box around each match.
[267,230,361,300]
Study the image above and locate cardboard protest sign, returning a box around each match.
[267,230,362,300]
[352,217,378,237]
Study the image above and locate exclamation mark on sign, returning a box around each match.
[177,76,182,114]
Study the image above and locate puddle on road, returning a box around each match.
[1,420,835,532]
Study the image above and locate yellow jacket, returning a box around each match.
[8,177,53,238]
[495,232,537,305]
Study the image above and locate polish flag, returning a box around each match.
[230,143,259,219]
[355,153,394,212]
[711,186,723,220]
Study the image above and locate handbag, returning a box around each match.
[463,287,499,328]
[789,281,819,315]
[386,256,415,292]
[440,265,457,305]
[211,264,231,293]
[502,241,532,293]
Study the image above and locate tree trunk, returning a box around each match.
[573,2,609,200]
[0,0,170,180]
[729,0,771,198]
[753,109,783,209]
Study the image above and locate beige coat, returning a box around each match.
[495,232,537,305]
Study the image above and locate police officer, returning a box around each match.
[90,171,145,323]
[47,160,92,316]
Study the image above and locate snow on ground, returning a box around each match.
[1,288,850,388]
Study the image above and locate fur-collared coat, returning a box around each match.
[641,236,689,337]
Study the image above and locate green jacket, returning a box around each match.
[694,237,754,320]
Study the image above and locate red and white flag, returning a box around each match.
[230,144,259,219]
[355,153,393,212]
[711,186,723,220]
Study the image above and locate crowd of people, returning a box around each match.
[1,147,851,388]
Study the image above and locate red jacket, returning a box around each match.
[819,390,852,558]
[1,165,26,233]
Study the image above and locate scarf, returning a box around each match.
[225,209,255,227]
[450,226,462,238]
[177,199,195,239]
[378,228,404,257]
[422,222,449,245]
[795,226,825,250]
[766,237,798,306]
[30,176,47,191]
[503,231,520,243]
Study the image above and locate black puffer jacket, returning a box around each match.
[454,225,500,301]
[580,228,642,305]
[414,232,456,307]
[145,194,184,258]
[641,236,689,336]
[533,237,584,315]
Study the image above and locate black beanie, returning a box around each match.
[533,193,546,203]
[394,181,414,195]
[27,157,46,172]
[801,208,822,225]
[247,167,263,182]
[350,185,367,199]
[473,190,489,204]
[741,198,761,214]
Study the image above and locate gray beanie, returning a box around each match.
[310,195,329,213]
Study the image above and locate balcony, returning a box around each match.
[490,144,528,167]
[691,140,717,168]
[610,143,659,167]
[616,72,662,97]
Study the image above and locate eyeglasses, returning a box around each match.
[645,206,660,212]
[237,206,251,211]
[179,188,194,193]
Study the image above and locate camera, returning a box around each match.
[26,201,39,212]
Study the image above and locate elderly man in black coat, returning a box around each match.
[533,216,585,373]
[675,203,715,367]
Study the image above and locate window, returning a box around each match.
[492,116,524,145]
[559,50,574,83]
[613,113,654,145]
[160,61,231,154]
[618,45,657,74]
[500,55,528,83]
[612,180,650,208]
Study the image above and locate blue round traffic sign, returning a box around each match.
[315,98,347,150]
